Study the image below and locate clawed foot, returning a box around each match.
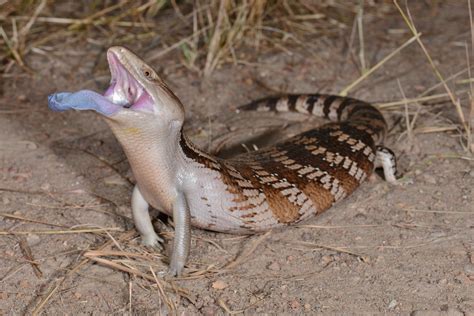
[167,258,185,277]
[141,232,164,250]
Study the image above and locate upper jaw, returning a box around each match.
[104,49,145,108]
[104,47,153,112]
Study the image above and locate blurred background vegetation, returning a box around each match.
[0,0,393,76]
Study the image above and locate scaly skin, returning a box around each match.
[48,46,398,276]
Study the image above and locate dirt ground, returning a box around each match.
[1,2,473,315]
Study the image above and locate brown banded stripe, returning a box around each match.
[178,93,388,229]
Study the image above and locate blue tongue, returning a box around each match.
[48,90,120,116]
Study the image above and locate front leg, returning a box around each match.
[131,185,163,247]
[168,191,191,276]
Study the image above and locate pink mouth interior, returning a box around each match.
[103,51,153,112]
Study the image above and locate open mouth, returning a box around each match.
[103,50,153,112]
[48,49,154,116]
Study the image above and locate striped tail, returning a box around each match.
[237,94,387,144]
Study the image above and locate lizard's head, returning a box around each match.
[48,46,185,129]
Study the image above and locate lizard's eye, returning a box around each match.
[143,68,153,80]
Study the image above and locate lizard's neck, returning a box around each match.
[105,117,186,212]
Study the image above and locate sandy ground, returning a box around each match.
[1,2,473,315]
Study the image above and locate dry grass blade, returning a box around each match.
[339,32,420,96]
[31,230,136,315]
[296,224,384,229]
[401,208,473,215]
[397,79,417,144]
[19,237,43,278]
[376,93,451,109]
[84,254,192,301]
[0,227,123,235]
[203,0,228,76]
[218,298,248,315]
[292,241,369,261]
[414,126,459,134]
[0,26,26,68]
[150,266,176,312]
[224,230,271,270]
[393,0,470,143]
[84,250,163,260]
[0,212,69,228]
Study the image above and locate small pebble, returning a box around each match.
[211,280,227,290]
[267,261,281,271]
[26,234,40,246]
[40,183,51,191]
[438,278,447,285]
[243,78,253,85]
[388,299,398,310]
[289,299,301,310]
[422,174,437,185]
[320,255,333,266]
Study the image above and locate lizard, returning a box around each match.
[48,46,398,276]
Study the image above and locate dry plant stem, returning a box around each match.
[397,79,414,142]
[204,0,228,76]
[224,230,271,270]
[296,224,383,229]
[393,0,468,134]
[467,1,474,151]
[19,237,43,278]
[357,0,367,72]
[0,16,155,28]
[0,212,69,228]
[84,250,163,260]
[339,32,420,96]
[18,0,46,48]
[377,93,451,109]
[419,66,473,98]
[83,255,192,301]
[0,227,122,235]
[0,26,26,68]
[31,230,136,315]
[148,26,212,62]
[415,126,458,134]
[293,241,368,261]
[218,298,247,315]
[150,266,176,312]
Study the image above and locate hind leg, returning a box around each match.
[375,146,398,184]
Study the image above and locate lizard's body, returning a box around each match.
[49,46,397,275]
